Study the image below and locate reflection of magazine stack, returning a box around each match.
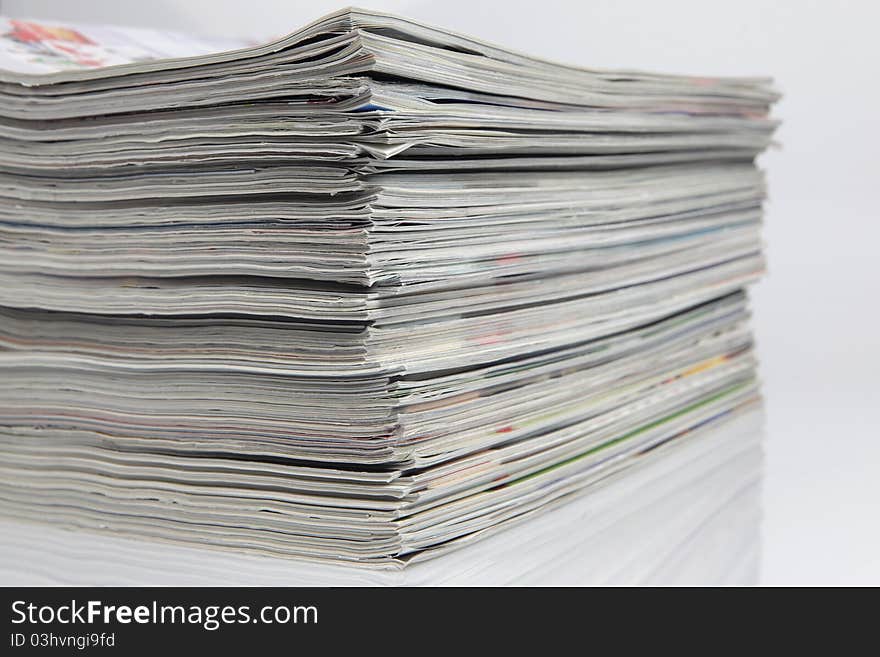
[0,8,779,565]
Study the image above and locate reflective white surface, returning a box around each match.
[1,0,878,585]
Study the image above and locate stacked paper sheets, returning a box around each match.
[1,409,765,585]
[0,9,778,566]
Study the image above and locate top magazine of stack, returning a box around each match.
[0,8,778,565]
[0,8,778,319]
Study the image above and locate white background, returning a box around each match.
[3,0,878,585]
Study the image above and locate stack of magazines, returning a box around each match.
[1,409,765,584]
[0,8,778,566]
